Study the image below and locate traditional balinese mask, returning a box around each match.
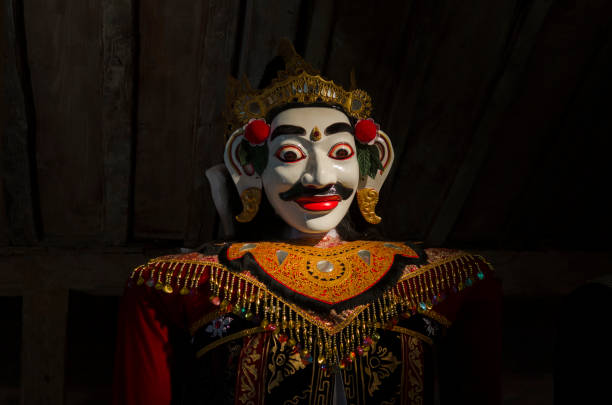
[223,40,394,234]
[262,107,359,233]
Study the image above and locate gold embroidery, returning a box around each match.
[237,334,263,404]
[390,326,433,346]
[196,327,264,358]
[405,335,424,405]
[364,343,401,396]
[283,389,310,405]
[227,241,419,305]
[421,309,451,328]
[131,247,492,368]
[189,310,220,335]
[266,334,307,393]
[310,354,333,405]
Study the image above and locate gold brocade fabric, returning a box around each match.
[225,241,420,305]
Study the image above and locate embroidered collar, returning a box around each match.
[219,241,426,312]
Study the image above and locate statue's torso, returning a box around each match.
[126,241,496,405]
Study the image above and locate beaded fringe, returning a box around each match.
[130,254,491,369]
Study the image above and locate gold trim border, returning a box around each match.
[391,326,433,346]
[196,327,265,358]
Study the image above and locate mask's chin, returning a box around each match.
[274,198,353,234]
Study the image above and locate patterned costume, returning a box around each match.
[113,240,500,404]
[113,40,501,404]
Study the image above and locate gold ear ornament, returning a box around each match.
[357,188,382,224]
[236,188,262,223]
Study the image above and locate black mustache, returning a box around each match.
[279,182,354,201]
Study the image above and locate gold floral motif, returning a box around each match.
[364,343,402,396]
[236,187,262,223]
[237,334,263,405]
[404,335,424,405]
[266,334,307,393]
[357,188,382,224]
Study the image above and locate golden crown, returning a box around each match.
[224,39,373,137]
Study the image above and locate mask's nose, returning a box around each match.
[301,150,336,188]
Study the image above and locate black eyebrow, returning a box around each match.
[270,125,306,140]
[325,122,354,136]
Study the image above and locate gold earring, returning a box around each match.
[236,188,262,223]
[357,188,381,224]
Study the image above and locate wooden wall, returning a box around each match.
[3,0,611,249]
[2,0,612,404]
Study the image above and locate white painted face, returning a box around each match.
[262,107,360,234]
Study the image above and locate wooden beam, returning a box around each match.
[102,0,135,245]
[1,0,39,245]
[425,0,555,246]
[184,0,241,246]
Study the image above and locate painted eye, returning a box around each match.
[275,145,306,163]
[328,143,354,160]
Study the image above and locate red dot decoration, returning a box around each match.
[245,119,270,145]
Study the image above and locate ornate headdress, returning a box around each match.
[224,39,373,138]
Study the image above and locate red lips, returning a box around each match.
[294,195,341,211]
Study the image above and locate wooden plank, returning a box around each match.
[238,0,302,85]
[183,0,241,246]
[102,0,135,245]
[371,0,518,241]
[133,0,211,239]
[23,0,105,240]
[1,0,38,245]
[0,246,156,296]
[448,0,612,247]
[303,0,335,71]
[425,0,555,246]
[21,288,69,405]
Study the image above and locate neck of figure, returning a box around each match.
[282,228,341,247]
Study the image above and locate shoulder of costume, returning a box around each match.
[394,247,496,326]
[128,248,225,296]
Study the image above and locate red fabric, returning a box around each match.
[112,267,213,405]
[112,285,173,405]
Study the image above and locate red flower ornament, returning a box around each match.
[354,118,379,145]
[244,118,270,146]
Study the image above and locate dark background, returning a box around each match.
[2,0,611,404]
